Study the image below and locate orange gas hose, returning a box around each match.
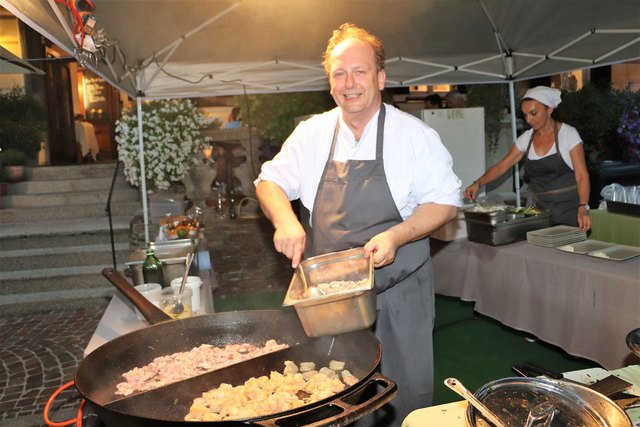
[43,380,85,427]
[76,399,87,427]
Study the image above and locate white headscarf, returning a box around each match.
[523,86,562,108]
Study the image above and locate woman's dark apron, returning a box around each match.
[524,123,579,226]
[300,105,435,426]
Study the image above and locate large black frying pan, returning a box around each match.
[74,268,396,426]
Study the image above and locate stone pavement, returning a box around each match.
[0,299,110,427]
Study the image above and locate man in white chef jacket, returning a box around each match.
[255,23,461,426]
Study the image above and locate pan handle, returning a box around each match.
[101,268,172,325]
[252,371,397,427]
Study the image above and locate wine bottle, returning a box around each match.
[142,247,165,287]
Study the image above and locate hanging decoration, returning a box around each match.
[53,0,111,67]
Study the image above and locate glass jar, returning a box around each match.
[160,287,193,320]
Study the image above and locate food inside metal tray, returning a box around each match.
[464,204,546,226]
[283,248,373,304]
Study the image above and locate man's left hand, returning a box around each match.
[364,231,399,268]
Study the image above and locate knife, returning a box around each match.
[521,361,563,379]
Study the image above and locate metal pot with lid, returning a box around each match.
[466,377,631,427]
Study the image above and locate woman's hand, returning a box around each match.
[577,206,591,231]
[463,181,480,201]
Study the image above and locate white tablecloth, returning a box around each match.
[74,121,99,161]
[432,239,640,369]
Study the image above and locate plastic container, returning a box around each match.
[133,283,162,321]
[283,247,375,337]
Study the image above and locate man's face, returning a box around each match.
[327,38,385,121]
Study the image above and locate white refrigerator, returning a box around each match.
[421,107,485,191]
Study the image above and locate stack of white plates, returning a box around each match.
[526,225,587,247]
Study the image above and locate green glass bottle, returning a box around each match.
[142,247,165,287]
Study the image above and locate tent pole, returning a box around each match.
[508,81,521,208]
[45,0,78,49]
[136,97,150,245]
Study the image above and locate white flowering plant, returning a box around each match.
[115,99,219,190]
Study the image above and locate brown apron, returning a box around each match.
[301,105,435,426]
[524,122,579,226]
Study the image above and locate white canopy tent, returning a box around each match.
[3,1,638,98]
[2,0,639,240]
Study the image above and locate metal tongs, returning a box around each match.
[524,401,555,427]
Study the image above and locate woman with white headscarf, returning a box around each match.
[464,86,591,230]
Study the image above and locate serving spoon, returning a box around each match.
[444,377,508,427]
[171,252,195,316]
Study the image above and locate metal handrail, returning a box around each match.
[105,161,121,270]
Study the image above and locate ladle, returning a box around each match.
[297,264,324,297]
[444,377,508,427]
[297,264,310,297]
[171,252,194,316]
[626,328,640,358]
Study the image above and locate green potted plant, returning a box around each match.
[557,82,627,161]
[0,148,29,182]
[0,88,46,161]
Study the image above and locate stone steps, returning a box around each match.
[27,162,124,180]
[3,189,139,209]
[0,230,129,251]
[0,163,141,310]
[0,244,130,273]
[0,201,140,223]
[7,174,131,194]
[0,215,132,238]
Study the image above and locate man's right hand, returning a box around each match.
[273,220,306,268]
[255,181,306,268]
